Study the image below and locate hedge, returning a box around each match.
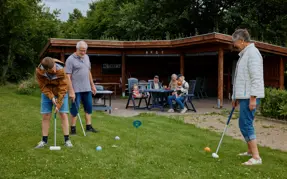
[16,74,38,95]
[260,87,287,120]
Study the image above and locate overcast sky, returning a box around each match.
[43,0,94,21]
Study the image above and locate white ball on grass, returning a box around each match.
[96,146,102,151]
[115,136,120,140]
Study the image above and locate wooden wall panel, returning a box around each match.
[126,56,180,85]
[184,56,219,97]
[90,56,122,83]
[264,56,280,88]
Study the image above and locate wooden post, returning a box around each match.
[279,57,285,89]
[180,53,184,75]
[218,48,224,108]
[60,51,65,62]
[121,53,126,97]
[227,67,231,99]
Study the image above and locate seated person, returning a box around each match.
[175,80,183,98]
[167,74,189,113]
[132,84,148,98]
[150,75,163,103]
[151,75,162,89]
[168,74,178,90]
[132,84,142,98]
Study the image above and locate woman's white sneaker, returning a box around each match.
[242,158,262,165]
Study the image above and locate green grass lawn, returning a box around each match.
[0,85,287,179]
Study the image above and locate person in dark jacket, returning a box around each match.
[150,75,162,89]
[150,75,163,104]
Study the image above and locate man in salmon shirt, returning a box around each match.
[35,57,74,148]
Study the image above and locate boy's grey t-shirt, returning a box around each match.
[65,53,92,93]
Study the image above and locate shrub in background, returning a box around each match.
[17,73,38,95]
[260,87,287,120]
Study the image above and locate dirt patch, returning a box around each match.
[184,113,287,152]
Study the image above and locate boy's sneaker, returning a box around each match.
[35,141,47,148]
[64,140,73,148]
[86,126,99,133]
[168,109,174,113]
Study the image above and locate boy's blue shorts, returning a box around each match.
[41,93,69,114]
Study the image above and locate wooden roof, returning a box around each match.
[40,32,287,58]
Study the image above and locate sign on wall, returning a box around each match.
[102,64,121,74]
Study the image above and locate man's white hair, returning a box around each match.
[76,40,88,49]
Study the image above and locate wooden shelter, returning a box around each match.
[40,32,287,107]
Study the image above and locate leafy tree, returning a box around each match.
[0,0,61,84]
[1,0,287,84]
[224,0,287,45]
[60,8,85,38]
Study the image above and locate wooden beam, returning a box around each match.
[42,33,287,57]
[121,53,126,96]
[60,50,65,62]
[227,67,231,99]
[48,45,223,55]
[126,49,179,55]
[218,48,224,108]
[49,48,122,55]
[39,40,51,58]
[279,57,285,89]
[183,45,222,54]
[180,53,184,75]
[226,43,287,57]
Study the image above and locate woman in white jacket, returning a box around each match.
[232,29,265,165]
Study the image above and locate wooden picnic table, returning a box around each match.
[94,83,120,98]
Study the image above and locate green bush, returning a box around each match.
[260,88,287,120]
[16,74,38,95]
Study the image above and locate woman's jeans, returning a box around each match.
[239,99,260,142]
[168,95,185,109]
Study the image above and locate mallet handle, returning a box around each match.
[215,107,235,154]
[54,112,57,147]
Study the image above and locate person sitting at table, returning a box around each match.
[175,80,183,98]
[167,74,189,113]
[150,75,163,104]
[132,84,148,98]
[132,84,142,98]
[151,75,162,89]
[168,74,178,90]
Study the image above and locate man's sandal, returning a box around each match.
[242,158,262,165]
[238,152,252,157]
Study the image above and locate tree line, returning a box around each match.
[1,0,286,83]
